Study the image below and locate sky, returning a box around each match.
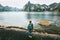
[0,0,60,9]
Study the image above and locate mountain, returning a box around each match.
[49,3,58,8]
[0,4,20,12]
[0,4,4,11]
[24,1,48,12]
[23,1,60,12]
[24,1,36,11]
[52,3,60,12]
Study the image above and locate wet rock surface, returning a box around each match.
[0,28,60,40]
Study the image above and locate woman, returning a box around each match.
[28,20,33,38]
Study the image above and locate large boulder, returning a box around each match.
[38,20,52,26]
[56,23,60,27]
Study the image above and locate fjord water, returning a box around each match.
[0,12,60,29]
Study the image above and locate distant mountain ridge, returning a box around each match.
[24,1,60,12]
[0,2,60,12]
[0,4,20,11]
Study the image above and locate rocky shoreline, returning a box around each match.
[0,26,60,40]
[0,25,60,35]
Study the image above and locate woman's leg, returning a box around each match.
[29,29,32,36]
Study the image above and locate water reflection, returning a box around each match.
[26,12,60,21]
[26,12,60,29]
[0,15,4,20]
[0,12,60,29]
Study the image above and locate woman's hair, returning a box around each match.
[29,20,32,23]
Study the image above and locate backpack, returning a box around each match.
[28,24,33,29]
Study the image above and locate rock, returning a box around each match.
[56,23,60,27]
[0,29,60,40]
[38,20,52,26]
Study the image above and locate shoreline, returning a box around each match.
[0,25,60,35]
[0,26,60,40]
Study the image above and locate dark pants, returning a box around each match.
[28,29,33,36]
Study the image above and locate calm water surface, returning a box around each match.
[0,12,60,29]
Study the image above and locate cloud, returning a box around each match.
[30,0,60,5]
[0,0,60,8]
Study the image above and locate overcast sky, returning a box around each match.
[0,0,60,9]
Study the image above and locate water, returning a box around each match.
[0,12,60,29]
